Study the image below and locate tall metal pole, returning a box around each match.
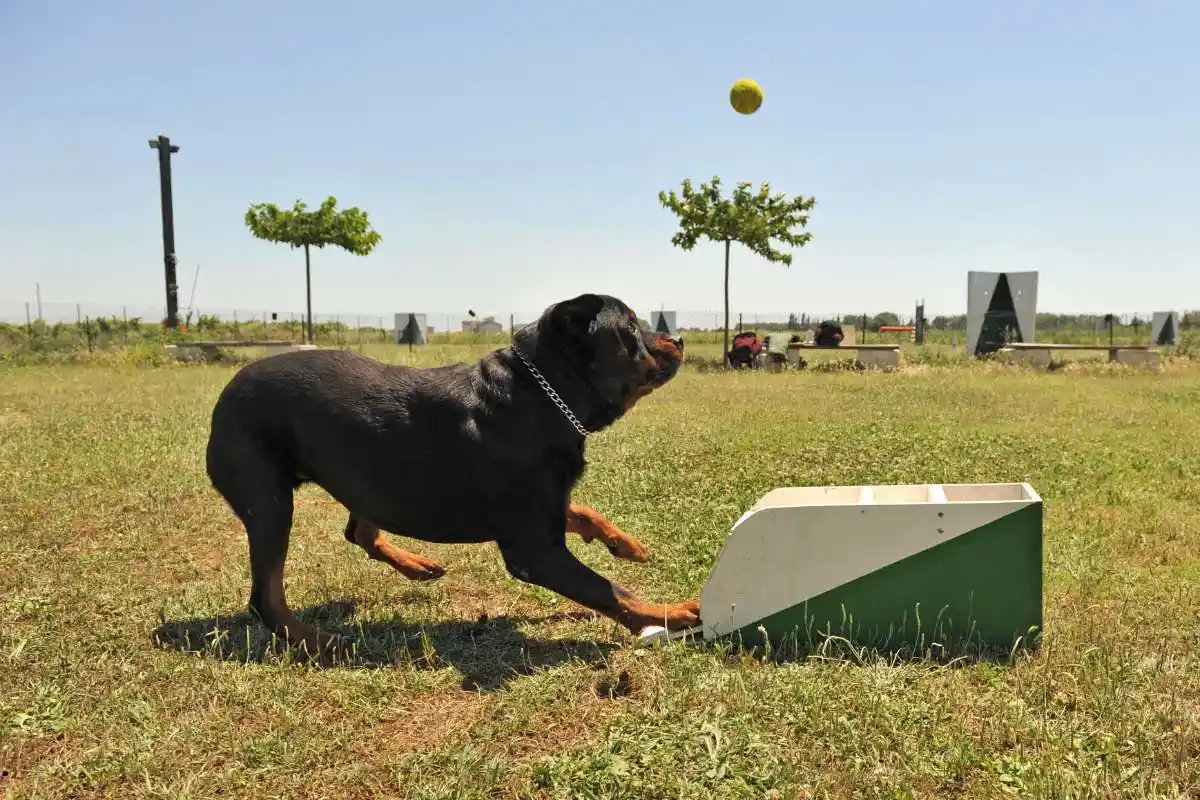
[148,135,180,330]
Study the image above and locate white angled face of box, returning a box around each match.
[645,483,1043,651]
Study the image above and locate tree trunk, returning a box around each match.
[723,238,731,368]
[304,243,314,344]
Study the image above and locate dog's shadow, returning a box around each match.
[151,599,618,691]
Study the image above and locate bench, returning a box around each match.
[997,342,1161,368]
[165,340,318,362]
[786,342,902,371]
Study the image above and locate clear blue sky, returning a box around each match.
[1,0,1196,325]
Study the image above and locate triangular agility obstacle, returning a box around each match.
[1151,311,1179,346]
[649,310,677,337]
[394,313,427,345]
[966,271,1038,357]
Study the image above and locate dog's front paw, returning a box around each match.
[635,599,700,634]
[663,599,700,631]
[606,534,652,563]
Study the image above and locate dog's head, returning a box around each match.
[522,293,684,431]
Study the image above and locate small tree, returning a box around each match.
[658,176,815,365]
[244,196,382,343]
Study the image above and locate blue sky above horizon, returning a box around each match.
[1,0,1196,324]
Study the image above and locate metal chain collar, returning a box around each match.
[510,344,591,438]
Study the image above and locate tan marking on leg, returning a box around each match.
[349,517,446,581]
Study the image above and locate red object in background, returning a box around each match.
[728,331,763,368]
[731,331,763,355]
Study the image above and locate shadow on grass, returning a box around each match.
[150,599,618,691]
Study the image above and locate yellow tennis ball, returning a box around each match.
[730,78,763,115]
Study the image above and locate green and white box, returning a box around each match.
[691,482,1043,652]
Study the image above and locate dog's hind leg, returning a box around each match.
[343,515,447,581]
[565,502,651,563]
[206,437,334,658]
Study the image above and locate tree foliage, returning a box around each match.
[658,176,815,263]
[244,195,381,343]
[658,176,816,365]
[244,196,381,254]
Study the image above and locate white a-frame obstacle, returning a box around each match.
[966,271,1038,356]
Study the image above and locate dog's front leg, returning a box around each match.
[497,538,697,634]
[565,502,651,563]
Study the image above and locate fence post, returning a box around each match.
[25,302,32,339]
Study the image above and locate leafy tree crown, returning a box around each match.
[658,175,815,264]
[244,195,381,255]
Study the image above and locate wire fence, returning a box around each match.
[1,299,1197,354]
[0,302,864,335]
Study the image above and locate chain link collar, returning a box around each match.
[511,344,592,438]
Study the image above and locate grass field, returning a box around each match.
[1,345,1197,799]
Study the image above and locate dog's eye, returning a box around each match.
[621,324,642,352]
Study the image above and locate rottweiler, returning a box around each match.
[205,293,699,657]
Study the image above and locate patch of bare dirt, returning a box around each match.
[370,689,494,752]
[0,732,70,792]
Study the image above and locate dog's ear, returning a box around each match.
[549,294,607,340]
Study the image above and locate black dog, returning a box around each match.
[205,293,699,657]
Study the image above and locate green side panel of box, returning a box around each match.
[726,503,1043,653]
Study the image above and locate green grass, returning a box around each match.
[1,347,1197,799]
